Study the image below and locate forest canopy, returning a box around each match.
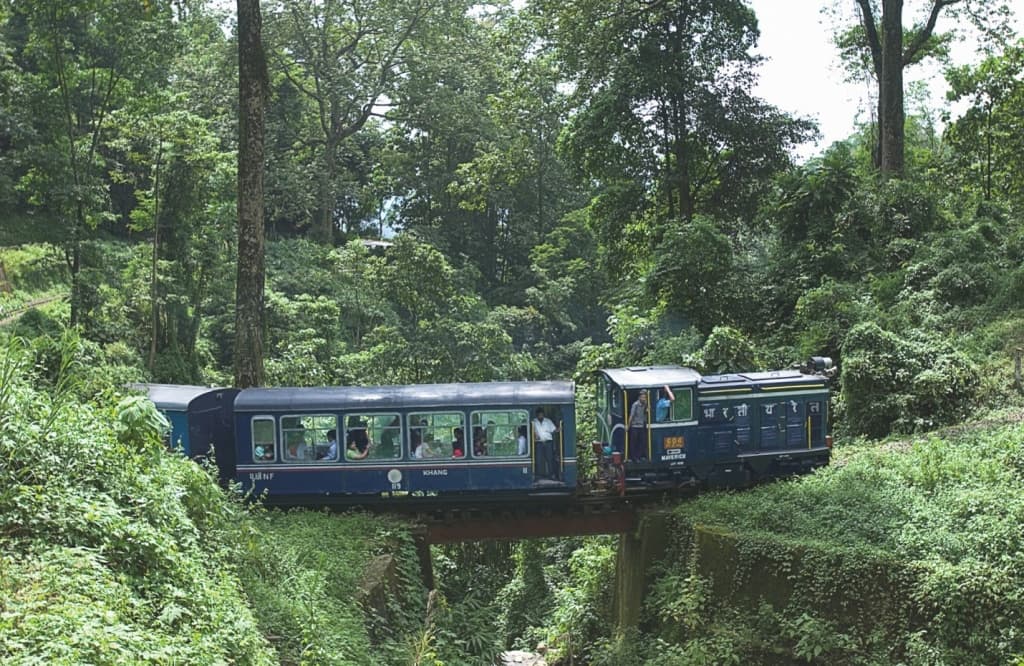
[0,0,1022,440]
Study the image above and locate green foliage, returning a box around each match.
[685,326,761,375]
[0,336,274,664]
[546,0,813,231]
[0,245,68,302]
[793,278,875,363]
[650,217,737,335]
[841,322,980,438]
[494,540,552,648]
[0,335,431,664]
[634,420,1024,664]
[540,537,616,663]
[895,224,1001,313]
[427,541,515,664]
[944,39,1024,208]
[238,510,427,666]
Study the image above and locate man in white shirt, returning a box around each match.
[532,408,558,479]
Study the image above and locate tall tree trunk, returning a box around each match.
[317,136,337,243]
[66,226,81,327]
[149,142,163,373]
[235,0,268,388]
[879,0,905,175]
[672,97,693,222]
[856,0,961,177]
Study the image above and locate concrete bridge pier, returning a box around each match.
[613,510,670,630]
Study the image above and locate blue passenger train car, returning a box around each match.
[596,365,831,488]
[232,380,577,505]
[133,383,239,462]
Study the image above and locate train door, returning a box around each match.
[624,388,652,460]
[596,375,623,451]
[729,400,754,453]
[531,404,561,481]
[807,399,826,447]
[599,376,627,456]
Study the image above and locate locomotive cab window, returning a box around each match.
[282,415,336,462]
[343,413,402,462]
[409,412,466,459]
[670,387,694,422]
[610,385,623,417]
[471,410,530,457]
[648,386,694,423]
[251,417,276,463]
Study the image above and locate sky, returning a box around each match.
[747,0,1021,160]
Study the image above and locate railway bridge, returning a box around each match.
[358,494,675,629]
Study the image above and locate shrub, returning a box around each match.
[793,278,875,364]
[0,337,274,664]
[684,326,761,374]
[841,322,979,438]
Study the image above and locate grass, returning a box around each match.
[0,244,69,324]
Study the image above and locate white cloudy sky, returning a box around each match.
[747,0,1021,159]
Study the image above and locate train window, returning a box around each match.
[470,410,529,457]
[282,415,336,462]
[343,413,402,461]
[670,387,694,421]
[596,378,607,412]
[251,417,276,463]
[409,412,466,460]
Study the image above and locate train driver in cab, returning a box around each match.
[655,385,675,422]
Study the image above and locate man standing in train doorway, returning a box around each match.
[627,391,648,460]
[532,407,557,480]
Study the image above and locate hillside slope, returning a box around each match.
[610,416,1024,664]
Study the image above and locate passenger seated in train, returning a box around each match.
[452,427,465,458]
[516,425,528,456]
[285,425,311,461]
[412,428,434,458]
[321,429,338,460]
[473,427,488,456]
[346,416,370,453]
[346,439,371,460]
[378,416,400,458]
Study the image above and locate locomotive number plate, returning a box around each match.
[663,436,685,449]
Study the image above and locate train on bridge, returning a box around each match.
[138,360,834,505]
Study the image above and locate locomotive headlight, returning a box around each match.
[809,356,833,372]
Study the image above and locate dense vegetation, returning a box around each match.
[565,419,1024,664]
[0,336,431,664]
[2,0,1024,663]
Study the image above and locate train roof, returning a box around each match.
[600,366,702,389]
[235,380,575,412]
[699,370,827,389]
[129,383,224,410]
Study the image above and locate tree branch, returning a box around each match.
[855,0,883,81]
[903,0,962,66]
